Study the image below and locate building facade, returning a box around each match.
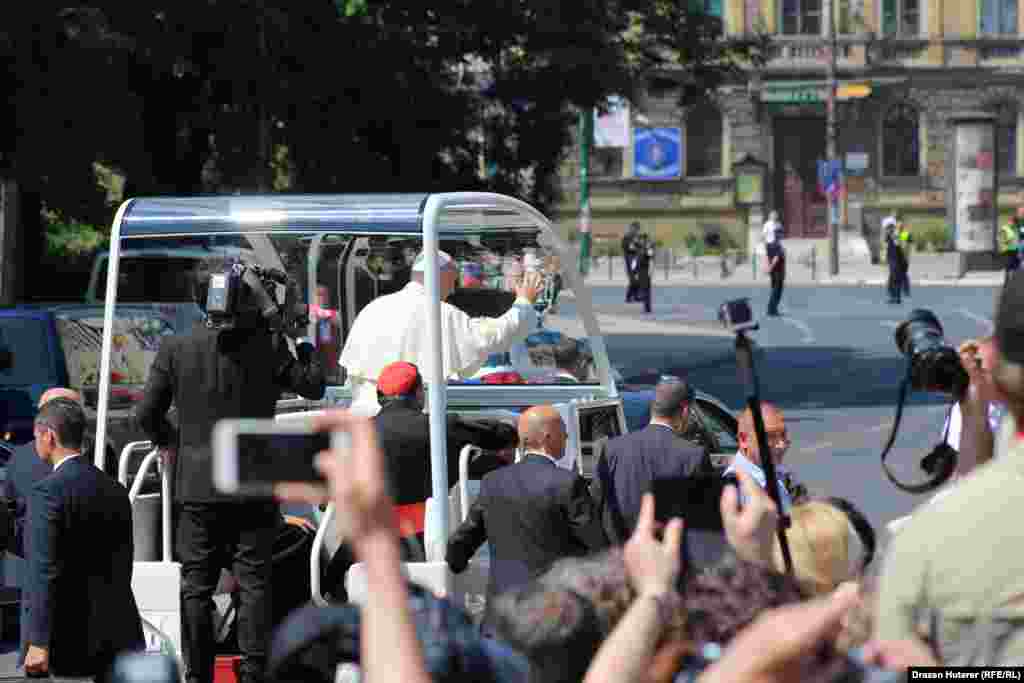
[554,0,1024,260]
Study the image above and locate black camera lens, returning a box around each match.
[894,309,968,395]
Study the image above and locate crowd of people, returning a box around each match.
[268,264,1024,682]
[8,233,1024,683]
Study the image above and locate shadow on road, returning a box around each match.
[609,338,949,413]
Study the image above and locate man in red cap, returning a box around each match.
[321,360,518,598]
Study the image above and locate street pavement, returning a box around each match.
[560,282,1002,544]
[577,251,1006,287]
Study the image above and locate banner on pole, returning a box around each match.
[594,97,630,148]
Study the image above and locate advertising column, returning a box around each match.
[951,113,999,253]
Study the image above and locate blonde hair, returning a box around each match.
[772,501,861,597]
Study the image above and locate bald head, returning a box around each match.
[518,406,567,458]
[737,402,788,466]
[39,387,83,409]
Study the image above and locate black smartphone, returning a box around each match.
[652,474,738,576]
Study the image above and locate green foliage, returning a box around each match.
[912,221,954,252]
[44,214,109,258]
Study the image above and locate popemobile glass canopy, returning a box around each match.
[90,192,618,477]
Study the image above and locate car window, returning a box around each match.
[695,399,738,452]
[0,319,56,386]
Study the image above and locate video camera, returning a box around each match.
[205,262,310,334]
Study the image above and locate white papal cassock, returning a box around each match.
[339,280,538,412]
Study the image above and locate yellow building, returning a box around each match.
[554,0,1024,260]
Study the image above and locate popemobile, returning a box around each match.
[71,192,742,674]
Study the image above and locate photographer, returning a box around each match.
[875,275,1024,665]
[136,264,325,683]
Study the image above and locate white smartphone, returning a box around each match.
[212,417,349,496]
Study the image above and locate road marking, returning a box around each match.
[781,316,816,343]
[957,308,994,332]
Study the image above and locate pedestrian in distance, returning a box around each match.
[622,222,641,303]
[765,236,786,317]
[885,224,907,305]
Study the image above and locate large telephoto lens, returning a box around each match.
[894,309,968,395]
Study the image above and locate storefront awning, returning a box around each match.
[760,80,873,104]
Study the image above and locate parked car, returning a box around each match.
[0,304,186,478]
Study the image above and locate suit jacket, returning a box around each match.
[446,454,607,610]
[26,457,144,678]
[591,424,705,545]
[135,325,325,502]
[375,400,518,505]
[4,442,48,557]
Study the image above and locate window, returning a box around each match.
[781,0,822,35]
[881,0,920,36]
[883,103,920,176]
[996,103,1019,177]
[980,0,1018,34]
[685,103,723,177]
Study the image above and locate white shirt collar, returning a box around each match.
[53,453,81,472]
[524,451,559,465]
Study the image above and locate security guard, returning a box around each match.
[1001,207,1024,282]
[885,224,907,305]
[897,219,912,298]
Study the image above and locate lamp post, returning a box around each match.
[578,109,593,276]
[827,0,840,276]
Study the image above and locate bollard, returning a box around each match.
[693,256,698,280]
[721,252,729,279]
[811,247,817,281]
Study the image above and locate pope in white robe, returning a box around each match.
[339,250,543,412]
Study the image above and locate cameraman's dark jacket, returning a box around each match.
[136,324,326,502]
[375,399,518,506]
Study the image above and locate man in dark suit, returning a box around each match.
[136,299,325,683]
[446,405,607,632]
[5,388,81,558]
[24,398,143,680]
[590,376,706,545]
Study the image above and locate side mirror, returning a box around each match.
[0,346,11,373]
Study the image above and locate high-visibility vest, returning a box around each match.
[1000,222,1017,253]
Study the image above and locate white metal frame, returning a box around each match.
[94,190,620,599]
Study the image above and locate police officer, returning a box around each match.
[765,234,786,317]
[1001,207,1024,283]
[622,222,641,303]
[631,232,655,314]
[136,265,325,683]
[897,217,912,298]
[885,224,907,305]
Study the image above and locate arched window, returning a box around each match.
[883,102,920,176]
[685,103,723,177]
[994,102,1019,177]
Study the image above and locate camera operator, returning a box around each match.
[136,264,325,683]
[875,275,1024,665]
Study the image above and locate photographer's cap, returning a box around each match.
[997,272,1024,364]
[412,250,457,273]
[378,361,422,396]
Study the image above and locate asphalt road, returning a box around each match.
[566,282,1002,541]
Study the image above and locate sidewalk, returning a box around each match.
[574,253,1004,287]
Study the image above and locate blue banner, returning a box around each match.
[634,128,682,180]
